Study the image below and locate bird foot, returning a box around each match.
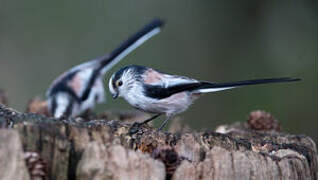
[129,122,142,135]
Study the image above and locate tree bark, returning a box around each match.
[0,129,30,180]
[0,104,317,180]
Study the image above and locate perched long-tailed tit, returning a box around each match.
[46,19,164,118]
[109,65,301,130]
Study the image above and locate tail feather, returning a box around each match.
[80,19,164,101]
[99,19,164,73]
[197,77,301,93]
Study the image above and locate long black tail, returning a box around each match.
[80,19,164,101]
[99,19,164,73]
[197,77,301,93]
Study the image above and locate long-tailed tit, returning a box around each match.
[109,65,301,130]
[46,19,164,118]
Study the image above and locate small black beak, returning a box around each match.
[112,93,118,99]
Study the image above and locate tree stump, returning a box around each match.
[0,104,317,180]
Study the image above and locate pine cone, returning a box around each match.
[248,110,281,131]
[24,151,47,179]
[26,97,50,116]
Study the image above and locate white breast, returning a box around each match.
[124,84,193,116]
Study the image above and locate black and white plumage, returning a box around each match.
[46,19,164,118]
[109,65,301,130]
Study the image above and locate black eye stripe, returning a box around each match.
[112,79,116,88]
[112,65,147,84]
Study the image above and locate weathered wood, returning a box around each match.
[76,142,166,180]
[0,129,30,180]
[0,104,317,180]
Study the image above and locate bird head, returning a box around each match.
[109,65,147,99]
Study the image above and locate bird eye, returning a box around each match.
[117,80,123,87]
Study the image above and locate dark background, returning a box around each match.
[1,1,317,142]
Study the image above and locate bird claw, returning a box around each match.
[129,122,142,135]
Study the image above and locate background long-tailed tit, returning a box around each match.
[46,19,164,118]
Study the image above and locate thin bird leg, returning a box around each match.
[158,116,171,131]
[140,114,161,125]
[129,114,161,135]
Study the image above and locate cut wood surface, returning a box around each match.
[0,104,317,180]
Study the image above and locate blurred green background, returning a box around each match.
[0,1,317,142]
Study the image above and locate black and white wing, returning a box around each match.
[141,71,201,99]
